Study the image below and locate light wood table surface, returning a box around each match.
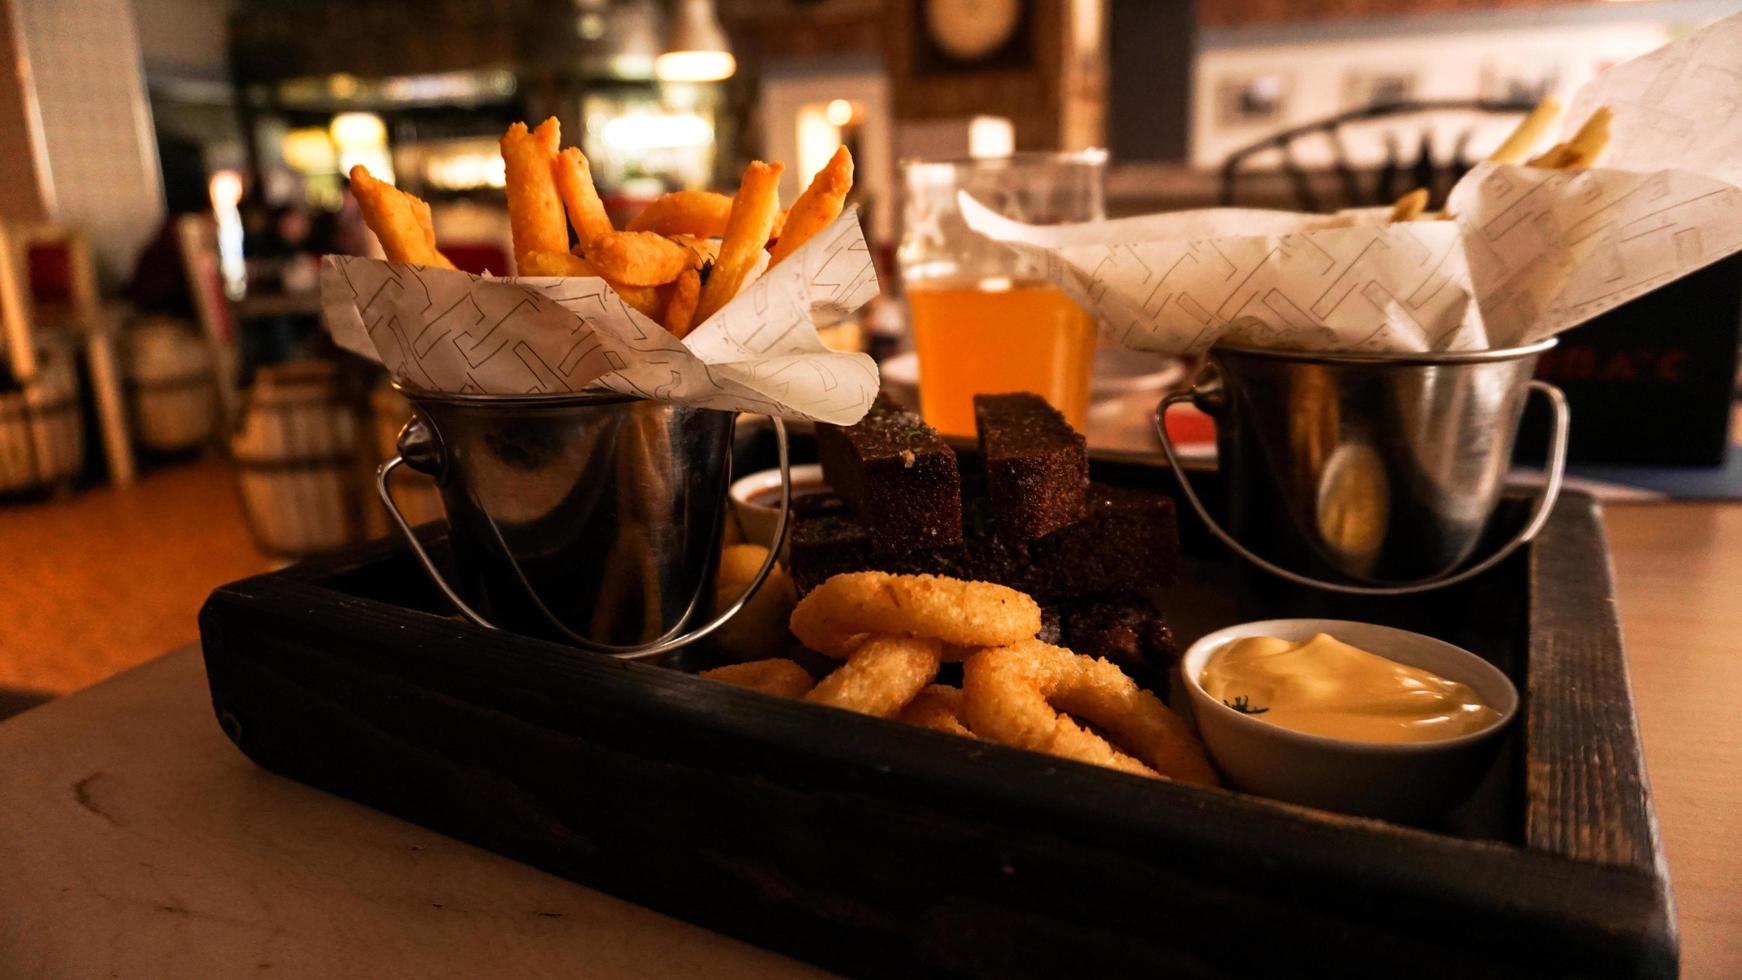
[0,502,1737,979]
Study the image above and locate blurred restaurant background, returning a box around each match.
[2,0,1740,705]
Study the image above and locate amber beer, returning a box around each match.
[908,279,1096,435]
[900,151,1105,437]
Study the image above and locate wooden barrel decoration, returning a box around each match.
[124,316,217,453]
[0,349,84,495]
[230,361,362,557]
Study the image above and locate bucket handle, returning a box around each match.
[1153,380,1570,596]
[377,415,793,659]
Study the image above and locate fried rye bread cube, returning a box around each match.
[974,393,1088,541]
[1026,483,1180,595]
[787,484,1180,600]
[814,397,962,553]
[1057,592,1179,697]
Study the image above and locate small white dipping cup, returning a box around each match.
[1181,618,1518,822]
[729,463,826,550]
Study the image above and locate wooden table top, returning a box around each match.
[0,502,1737,978]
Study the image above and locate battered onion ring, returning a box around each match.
[963,640,1221,786]
[896,684,974,738]
[804,635,942,718]
[789,572,1041,658]
[700,659,815,699]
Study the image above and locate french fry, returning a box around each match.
[518,250,599,277]
[1488,96,1563,165]
[348,164,455,269]
[408,196,438,251]
[518,249,662,319]
[586,230,693,286]
[769,146,853,266]
[1525,142,1571,168]
[668,234,719,267]
[554,146,614,249]
[612,281,665,320]
[1559,106,1612,169]
[694,160,784,324]
[663,267,702,339]
[501,118,568,269]
[1526,106,1612,170]
[1389,187,1429,222]
[627,190,733,238]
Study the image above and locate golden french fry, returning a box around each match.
[518,249,599,277]
[1489,96,1563,165]
[663,266,702,339]
[626,190,733,238]
[771,208,788,241]
[348,164,455,269]
[668,234,719,267]
[611,280,665,320]
[586,230,693,286]
[1389,187,1429,222]
[769,146,853,266]
[1526,106,1611,170]
[554,146,614,249]
[694,160,784,324]
[1526,141,1572,168]
[518,248,661,319]
[408,196,437,250]
[501,119,568,268]
[1559,106,1612,169]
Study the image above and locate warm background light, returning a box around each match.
[657,0,735,82]
[654,49,736,83]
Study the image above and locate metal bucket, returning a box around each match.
[1155,340,1570,595]
[378,386,790,659]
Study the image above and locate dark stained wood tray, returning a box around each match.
[197,451,1674,979]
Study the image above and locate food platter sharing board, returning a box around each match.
[198,449,1671,979]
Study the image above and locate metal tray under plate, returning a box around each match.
[198,452,1674,979]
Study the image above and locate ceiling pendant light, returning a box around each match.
[655,0,736,83]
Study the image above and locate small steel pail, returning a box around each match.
[1156,340,1570,595]
[378,385,790,659]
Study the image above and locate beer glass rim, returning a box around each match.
[899,149,1109,172]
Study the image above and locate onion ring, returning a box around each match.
[700,659,815,699]
[789,572,1041,658]
[896,685,974,738]
[804,635,942,717]
[963,640,1220,786]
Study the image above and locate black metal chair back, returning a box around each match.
[1218,99,1535,212]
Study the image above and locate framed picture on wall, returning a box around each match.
[911,0,1037,75]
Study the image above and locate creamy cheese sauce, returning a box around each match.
[1200,633,1499,743]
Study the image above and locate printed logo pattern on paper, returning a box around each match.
[963,13,1742,354]
[323,209,880,424]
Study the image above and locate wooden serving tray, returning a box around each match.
[198,453,1674,979]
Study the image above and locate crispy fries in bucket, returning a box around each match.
[554,146,615,250]
[501,119,569,268]
[355,120,860,343]
[627,190,734,238]
[771,146,853,267]
[588,231,695,286]
[349,165,456,269]
[696,160,785,324]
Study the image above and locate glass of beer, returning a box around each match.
[899,151,1105,436]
